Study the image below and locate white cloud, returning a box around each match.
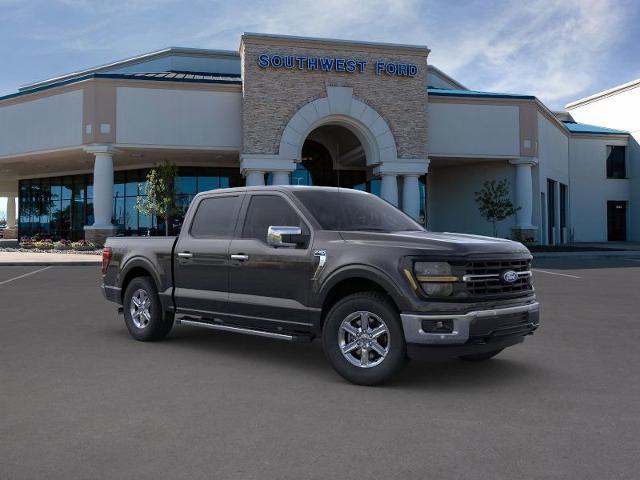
[5,0,635,109]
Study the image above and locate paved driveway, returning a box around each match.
[1,259,639,479]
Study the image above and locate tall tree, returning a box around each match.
[474,179,520,237]
[135,161,178,236]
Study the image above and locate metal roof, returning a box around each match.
[0,71,242,103]
[562,121,628,135]
[428,87,536,100]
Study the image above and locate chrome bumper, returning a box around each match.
[400,302,540,345]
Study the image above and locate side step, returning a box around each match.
[176,317,312,342]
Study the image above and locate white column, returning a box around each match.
[6,195,16,229]
[510,158,537,229]
[380,174,398,206]
[84,145,117,231]
[271,171,290,185]
[245,170,265,186]
[92,153,114,227]
[401,175,420,220]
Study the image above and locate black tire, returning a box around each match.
[322,292,406,386]
[459,349,503,362]
[123,276,173,341]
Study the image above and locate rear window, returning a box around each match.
[190,195,242,238]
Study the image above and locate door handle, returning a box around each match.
[177,252,193,259]
[230,254,249,261]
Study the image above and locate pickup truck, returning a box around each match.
[101,186,540,385]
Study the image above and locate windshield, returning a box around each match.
[293,189,424,232]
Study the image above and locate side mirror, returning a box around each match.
[267,226,305,248]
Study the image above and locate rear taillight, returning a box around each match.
[101,247,112,274]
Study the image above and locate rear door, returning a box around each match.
[226,193,316,331]
[173,193,244,319]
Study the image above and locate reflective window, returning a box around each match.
[242,195,308,243]
[190,195,242,238]
[606,146,626,179]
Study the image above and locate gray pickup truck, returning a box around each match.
[101,186,539,385]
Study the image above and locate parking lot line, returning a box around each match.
[0,266,52,286]
[532,269,581,279]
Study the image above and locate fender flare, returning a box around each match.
[317,264,410,311]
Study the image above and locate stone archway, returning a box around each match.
[278,86,398,166]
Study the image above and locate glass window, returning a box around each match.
[293,189,422,232]
[124,197,139,235]
[606,146,626,179]
[198,176,219,192]
[242,195,308,242]
[125,170,140,196]
[113,171,125,198]
[176,172,197,195]
[61,177,73,200]
[190,195,242,238]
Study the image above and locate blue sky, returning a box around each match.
[1,0,639,108]
[1,0,639,217]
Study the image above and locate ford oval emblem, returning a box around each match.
[501,270,519,284]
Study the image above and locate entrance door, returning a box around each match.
[607,201,627,241]
[547,179,556,245]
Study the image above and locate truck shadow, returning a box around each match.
[162,327,545,390]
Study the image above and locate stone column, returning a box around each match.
[509,158,538,242]
[240,154,295,188]
[245,170,265,186]
[379,174,398,206]
[374,159,429,213]
[2,195,18,240]
[271,171,290,185]
[6,195,16,229]
[401,175,421,220]
[84,145,117,245]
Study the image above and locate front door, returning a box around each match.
[607,201,627,241]
[227,193,315,331]
[173,193,244,318]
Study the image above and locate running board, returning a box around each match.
[176,318,310,342]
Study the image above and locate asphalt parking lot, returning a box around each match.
[1,258,639,479]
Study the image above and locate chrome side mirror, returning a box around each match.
[267,226,302,248]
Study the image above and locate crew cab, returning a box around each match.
[101,186,540,385]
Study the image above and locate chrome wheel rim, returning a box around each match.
[338,311,390,368]
[130,289,151,329]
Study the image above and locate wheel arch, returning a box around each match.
[318,265,408,331]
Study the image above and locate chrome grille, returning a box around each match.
[463,259,532,296]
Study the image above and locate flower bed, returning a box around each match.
[0,236,102,255]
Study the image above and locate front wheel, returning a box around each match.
[123,276,173,341]
[322,292,406,386]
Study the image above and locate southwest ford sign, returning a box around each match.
[257,54,418,77]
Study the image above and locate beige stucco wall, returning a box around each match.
[240,35,429,160]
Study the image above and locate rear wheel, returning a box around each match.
[322,292,406,386]
[459,349,503,362]
[123,276,173,341]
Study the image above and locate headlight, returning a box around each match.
[413,262,456,297]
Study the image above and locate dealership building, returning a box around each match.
[0,33,637,244]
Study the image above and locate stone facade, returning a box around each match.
[240,34,429,161]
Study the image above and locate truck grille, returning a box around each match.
[462,259,532,296]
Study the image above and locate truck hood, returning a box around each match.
[338,230,531,257]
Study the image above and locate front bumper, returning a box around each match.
[401,302,540,346]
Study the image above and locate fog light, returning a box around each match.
[421,319,454,333]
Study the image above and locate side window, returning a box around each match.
[606,145,626,179]
[242,195,308,243]
[190,195,242,238]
